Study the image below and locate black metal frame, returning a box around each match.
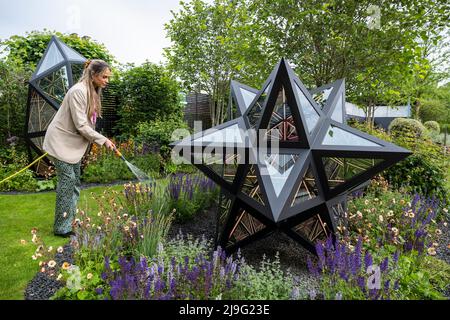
[25,36,86,168]
[171,58,412,255]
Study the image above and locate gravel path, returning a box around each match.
[24,244,74,300]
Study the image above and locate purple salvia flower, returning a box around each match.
[339,270,349,282]
[354,238,362,273]
[364,251,373,269]
[404,241,413,252]
[144,280,152,300]
[290,287,300,300]
[380,257,389,273]
[393,251,399,265]
[307,256,319,277]
[226,278,232,290]
[384,280,390,294]
[357,276,365,292]
[315,242,325,270]
[393,280,400,290]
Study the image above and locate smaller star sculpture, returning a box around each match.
[171,59,411,254]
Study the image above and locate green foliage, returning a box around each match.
[393,251,447,300]
[420,256,450,295]
[0,145,38,192]
[424,120,440,134]
[156,233,212,267]
[328,190,449,300]
[385,153,447,201]
[226,254,297,300]
[72,190,130,269]
[0,30,115,68]
[0,60,31,142]
[164,0,263,125]
[165,0,449,125]
[136,116,190,159]
[133,209,174,259]
[81,156,134,183]
[344,190,445,252]
[351,120,449,202]
[386,128,448,201]
[419,83,450,126]
[0,165,37,192]
[115,62,182,137]
[167,174,219,222]
[388,118,429,140]
[163,160,198,176]
[35,178,57,192]
[128,153,164,177]
[51,263,106,300]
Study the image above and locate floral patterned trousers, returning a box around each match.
[53,159,81,235]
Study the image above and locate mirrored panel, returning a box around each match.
[36,42,64,76]
[263,153,299,197]
[266,86,299,142]
[241,165,265,205]
[28,90,57,133]
[291,165,319,207]
[331,95,344,123]
[312,87,333,109]
[322,125,381,147]
[295,83,320,133]
[247,82,270,128]
[240,87,257,110]
[37,66,70,105]
[322,157,383,189]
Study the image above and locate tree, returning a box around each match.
[164,0,263,126]
[0,30,117,145]
[165,0,449,128]
[249,0,450,127]
[419,82,450,125]
[0,60,31,143]
[0,30,116,71]
[115,62,182,137]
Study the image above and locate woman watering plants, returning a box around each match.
[43,59,115,237]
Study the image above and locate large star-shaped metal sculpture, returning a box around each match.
[171,59,411,255]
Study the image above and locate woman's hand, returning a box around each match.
[104,139,116,151]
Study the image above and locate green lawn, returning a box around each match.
[0,185,123,300]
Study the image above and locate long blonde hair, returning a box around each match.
[78,59,110,119]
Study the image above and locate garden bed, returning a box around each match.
[25,204,320,300]
[23,180,450,300]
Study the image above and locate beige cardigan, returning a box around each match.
[43,82,107,164]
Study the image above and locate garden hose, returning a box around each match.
[113,147,126,161]
[0,152,49,185]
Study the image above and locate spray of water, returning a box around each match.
[114,147,152,182]
[123,159,151,182]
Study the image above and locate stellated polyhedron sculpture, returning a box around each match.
[171,59,411,255]
[25,36,86,173]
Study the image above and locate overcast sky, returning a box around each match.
[0,0,189,65]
